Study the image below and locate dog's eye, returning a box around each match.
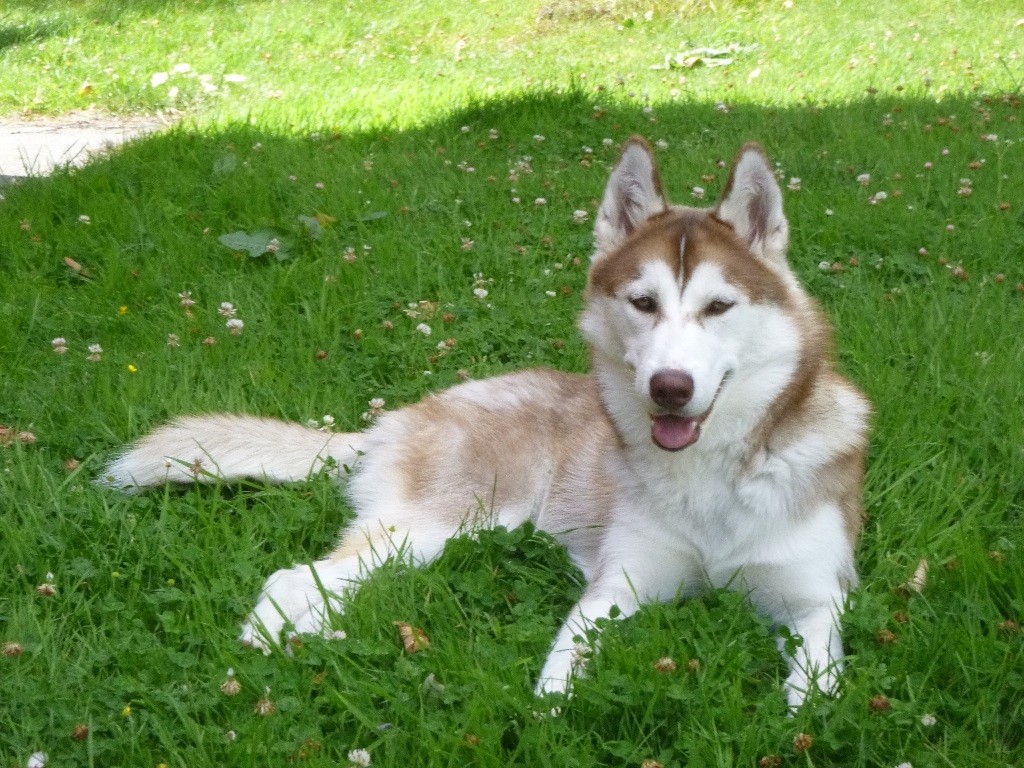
[704,299,735,316]
[629,295,658,314]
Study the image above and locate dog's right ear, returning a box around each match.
[593,137,667,259]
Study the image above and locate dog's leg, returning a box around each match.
[776,602,846,711]
[534,582,641,698]
[744,561,850,709]
[535,516,704,699]
[240,519,454,649]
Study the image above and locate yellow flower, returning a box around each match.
[119,305,128,315]
[127,364,138,373]
[121,704,132,717]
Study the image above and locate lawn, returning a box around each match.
[1,1,1022,766]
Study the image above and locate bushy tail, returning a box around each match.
[98,415,365,491]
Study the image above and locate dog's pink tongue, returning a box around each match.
[651,415,700,451]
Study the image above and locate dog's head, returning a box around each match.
[582,138,820,452]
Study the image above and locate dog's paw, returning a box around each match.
[784,662,840,711]
[239,564,329,650]
[239,562,353,651]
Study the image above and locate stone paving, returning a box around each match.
[0,112,165,185]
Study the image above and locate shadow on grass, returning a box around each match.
[0,16,70,52]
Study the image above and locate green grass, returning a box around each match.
[1,1,1023,766]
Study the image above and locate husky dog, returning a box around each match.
[102,138,870,709]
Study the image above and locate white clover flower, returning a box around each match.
[87,343,102,361]
[150,71,169,87]
[602,137,614,147]
[167,333,180,348]
[27,752,47,768]
[572,209,588,224]
[691,187,705,200]
[473,287,489,299]
[348,748,372,767]
[460,125,470,133]
[369,398,385,410]
[265,238,280,254]
[856,173,871,186]
[533,134,545,142]
[655,139,669,149]
[226,318,244,335]
[488,128,498,140]
[818,261,831,271]
[52,338,68,354]
[178,290,196,308]
[570,642,591,672]
[787,177,802,191]
[78,214,91,224]
[534,197,547,206]
[416,323,432,335]
[920,713,937,727]
[219,302,236,318]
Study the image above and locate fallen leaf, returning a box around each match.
[217,230,289,260]
[900,559,928,593]
[394,621,429,653]
[213,153,238,176]
[298,215,323,239]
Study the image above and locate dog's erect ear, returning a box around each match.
[593,137,667,259]
[716,143,789,263]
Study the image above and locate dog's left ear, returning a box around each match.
[716,143,789,263]
[593,137,668,259]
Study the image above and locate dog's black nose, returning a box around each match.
[650,370,694,410]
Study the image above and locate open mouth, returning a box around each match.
[649,374,729,452]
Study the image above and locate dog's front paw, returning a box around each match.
[531,677,570,719]
[784,661,841,711]
[239,564,331,650]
